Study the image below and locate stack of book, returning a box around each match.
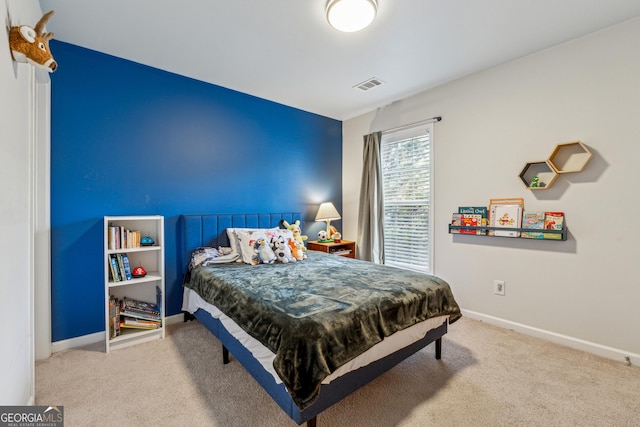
[111,295,161,332]
[521,211,565,239]
[451,206,488,235]
[107,253,133,282]
[108,224,142,250]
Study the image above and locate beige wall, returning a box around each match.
[343,17,640,362]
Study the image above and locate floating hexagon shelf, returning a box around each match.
[519,161,559,190]
[547,141,593,173]
[519,141,592,190]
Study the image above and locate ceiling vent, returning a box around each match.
[354,77,384,91]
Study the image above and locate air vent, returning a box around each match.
[354,77,384,91]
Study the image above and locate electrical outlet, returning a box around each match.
[494,280,505,296]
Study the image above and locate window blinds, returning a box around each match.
[381,126,432,273]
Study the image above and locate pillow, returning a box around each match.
[235,229,280,265]
[226,227,279,261]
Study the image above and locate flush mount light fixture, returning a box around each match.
[326,0,378,32]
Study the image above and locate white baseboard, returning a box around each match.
[462,309,640,366]
[50,313,186,354]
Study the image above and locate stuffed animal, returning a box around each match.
[282,220,308,251]
[271,235,295,263]
[288,238,305,261]
[318,230,328,241]
[9,11,57,72]
[253,238,276,264]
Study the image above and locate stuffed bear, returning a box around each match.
[271,235,295,263]
[253,238,276,264]
[282,220,308,251]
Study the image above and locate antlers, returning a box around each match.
[34,10,55,41]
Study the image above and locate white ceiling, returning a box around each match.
[38,0,640,120]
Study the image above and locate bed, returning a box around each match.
[179,213,461,426]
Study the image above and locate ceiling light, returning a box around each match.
[326,0,377,32]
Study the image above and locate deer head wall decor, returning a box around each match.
[9,10,57,72]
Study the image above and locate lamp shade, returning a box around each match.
[315,202,341,221]
[326,0,377,32]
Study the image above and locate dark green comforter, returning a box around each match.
[183,250,461,410]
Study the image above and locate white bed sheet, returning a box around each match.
[182,287,448,385]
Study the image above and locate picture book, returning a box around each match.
[458,206,488,217]
[458,207,487,235]
[491,204,522,237]
[460,214,482,235]
[521,211,545,239]
[543,212,564,240]
[450,213,463,234]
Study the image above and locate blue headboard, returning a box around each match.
[179,212,301,275]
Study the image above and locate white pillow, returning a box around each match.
[226,227,279,261]
[235,229,279,265]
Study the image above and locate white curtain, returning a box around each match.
[356,131,384,263]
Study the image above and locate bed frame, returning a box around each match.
[180,213,448,426]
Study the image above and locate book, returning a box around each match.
[120,316,161,329]
[121,253,133,280]
[109,296,117,339]
[123,296,160,315]
[459,215,480,235]
[458,206,488,217]
[450,213,463,234]
[458,207,487,235]
[116,253,128,281]
[488,198,524,236]
[543,212,564,240]
[492,204,522,237]
[109,255,121,282]
[521,211,545,239]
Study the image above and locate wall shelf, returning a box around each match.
[518,161,558,190]
[547,141,593,173]
[518,140,592,190]
[448,224,567,241]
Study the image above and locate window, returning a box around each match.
[381,123,433,273]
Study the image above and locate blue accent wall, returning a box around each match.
[49,41,342,342]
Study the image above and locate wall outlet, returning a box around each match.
[494,280,506,296]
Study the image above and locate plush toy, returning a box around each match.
[318,230,328,241]
[271,235,295,263]
[253,238,276,264]
[282,220,308,251]
[288,238,305,261]
[9,11,57,72]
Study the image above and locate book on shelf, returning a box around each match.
[109,255,121,282]
[108,224,143,250]
[121,253,133,280]
[458,207,487,235]
[521,211,545,239]
[491,204,522,237]
[120,316,161,330]
[123,296,160,315]
[459,215,479,235]
[450,213,462,234]
[109,296,121,338]
[115,253,128,281]
[543,212,564,240]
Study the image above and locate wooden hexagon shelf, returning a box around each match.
[519,161,559,190]
[547,141,592,174]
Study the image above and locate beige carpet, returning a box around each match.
[36,317,640,427]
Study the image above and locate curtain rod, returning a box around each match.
[382,116,442,134]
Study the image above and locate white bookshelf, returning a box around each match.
[104,215,165,352]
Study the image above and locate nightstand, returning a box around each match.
[307,240,356,259]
